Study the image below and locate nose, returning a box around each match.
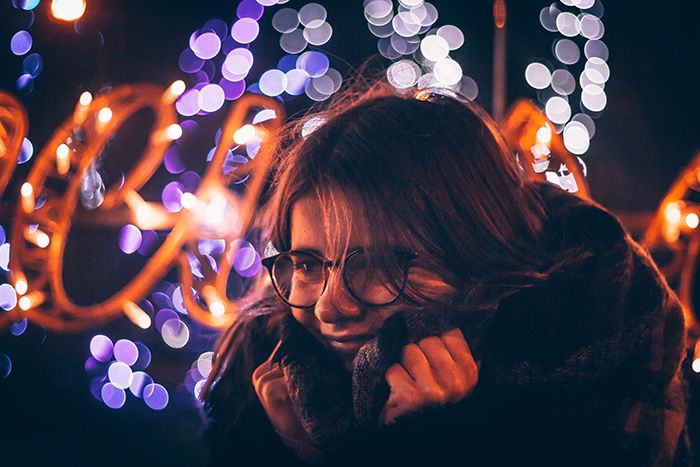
[313,270,364,323]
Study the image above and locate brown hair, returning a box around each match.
[202,79,553,400]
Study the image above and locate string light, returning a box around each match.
[56,143,70,175]
[51,0,86,22]
[123,301,152,329]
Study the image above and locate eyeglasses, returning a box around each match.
[261,248,417,309]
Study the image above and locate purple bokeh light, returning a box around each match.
[18,137,33,163]
[137,230,158,256]
[231,18,259,44]
[219,78,246,101]
[297,51,330,78]
[16,73,33,94]
[9,318,28,336]
[1,353,12,378]
[0,283,17,311]
[234,243,262,277]
[151,291,172,309]
[0,225,5,244]
[178,171,201,193]
[133,343,152,370]
[259,69,287,97]
[285,69,309,95]
[108,362,133,389]
[113,339,139,366]
[172,286,188,314]
[119,224,142,254]
[178,48,204,73]
[237,0,264,20]
[164,147,186,174]
[22,53,43,77]
[192,32,221,60]
[0,244,9,271]
[90,335,114,362]
[144,383,169,410]
[130,371,154,398]
[161,181,185,212]
[202,18,229,40]
[101,383,126,409]
[199,84,225,113]
[176,89,201,117]
[10,30,32,55]
[155,309,179,332]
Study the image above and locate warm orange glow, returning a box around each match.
[166,124,183,140]
[233,124,256,145]
[15,277,28,296]
[686,213,699,229]
[181,192,196,210]
[493,0,506,28]
[20,182,34,212]
[79,91,92,106]
[24,226,50,248]
[56,143,70,175]
[123,301,152,329]
[664,202,682,224]
[163,80,186,104]
[536,125,552,144]
[18,291,45,311]
[51,0,86,21]
[98,107,112,123]
[203,285,225,316]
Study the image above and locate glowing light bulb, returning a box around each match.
[693,358,700,374]
[181,192,196,210]
[36,232,49,248]
[166,124,182,140]
[209,301,225,317]
[686,213,699,229]
[98,107,112,123]
[18,296,32,310]
[664,203,682,224]
[123,301,152,329]
[170,80,186,96]
[536,125,552,144]
[56,143,70,175]
[79,91,92,106]
[15,278,28,295]
[20,182,33,198]
[233,124,256,145]
[205,195,227,226]
[20,182,34,212]
[51,0,86,21]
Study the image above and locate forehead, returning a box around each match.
[289,193,367,254]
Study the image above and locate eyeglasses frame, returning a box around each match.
[261,247,418,309]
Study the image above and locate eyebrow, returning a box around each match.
[290,246,364,258]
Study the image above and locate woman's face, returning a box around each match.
[288,195,405,370]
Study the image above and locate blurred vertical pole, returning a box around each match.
[492,0,507,121]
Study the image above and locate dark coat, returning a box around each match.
[202,186,690,466]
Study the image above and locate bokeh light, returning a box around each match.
[108,362,134,389]
[90,335,114,362]
[162,318,190,348]
[50,0,86,21]
[10,30,32,56]
[101,383,126,409]
[113,339,139,366]
[231,18,259,44]
[258,69,287,97]
[119,224,142,254]
[1,353,13,379]
[144,383,169,410]
[0,283,18,311]
[130,371,154,398]
[525,62,551,89]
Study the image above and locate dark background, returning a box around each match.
[1,1,699,465]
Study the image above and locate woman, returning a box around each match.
[201,83,690,466]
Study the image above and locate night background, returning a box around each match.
[1,0,699,465]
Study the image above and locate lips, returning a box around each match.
[323,333,375,343]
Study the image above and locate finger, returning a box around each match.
[417,336,455,373]
[400,343,432,382]
[384,362,414,389]
[252,340,283,385]
[441,328,476,370]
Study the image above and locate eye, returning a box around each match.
[293,260,321,275]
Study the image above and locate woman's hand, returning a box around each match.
[252,342,311,444]
[379,328,478,425]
